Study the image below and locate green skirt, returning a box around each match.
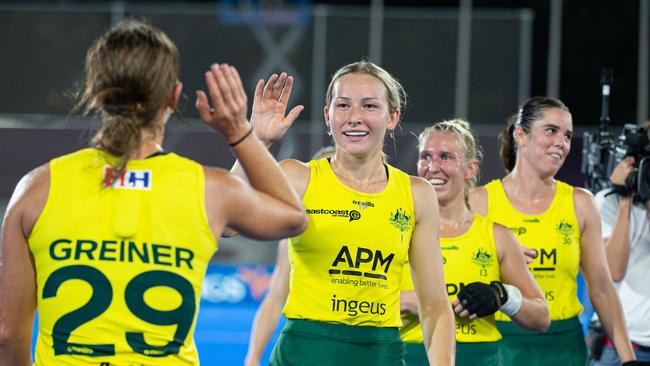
[404,341,501,366]
[269,319,404,366]
[497,317,587,366]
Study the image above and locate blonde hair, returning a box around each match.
[418,118,483,208]
[325,60,406,123]
[311,145,336,160]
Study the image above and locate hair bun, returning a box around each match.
[93,85,148,117]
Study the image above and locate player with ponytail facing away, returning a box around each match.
[470,97,637,365]
[0,19,306,366]
[400,119,549,366]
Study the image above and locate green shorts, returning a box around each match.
[404,341,501,366]
[269,319,404,366]
[497,317,587,366]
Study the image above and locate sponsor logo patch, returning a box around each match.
[306,208,361,222]
[103,166,152,190]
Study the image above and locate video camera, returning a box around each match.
[581,69,650,200]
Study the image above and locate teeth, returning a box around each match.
[429,178,447,185]
[344,131,368,136]
[549,152,562,159]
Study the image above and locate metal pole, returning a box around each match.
[518,9,534,102]
[454,0,472,119]
[638,0,649,125]
[369,0,384,64]
[310,5,328,155]
[546,0,563,98]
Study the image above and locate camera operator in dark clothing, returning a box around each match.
[591,122,650,366]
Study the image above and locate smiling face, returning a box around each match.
[417,132,477,206]
[515,107,573,177]
[324,73,399,157]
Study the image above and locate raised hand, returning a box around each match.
[196,63,251,144]
[250,72,304,145]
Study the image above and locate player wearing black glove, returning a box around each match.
[457,281,523,318]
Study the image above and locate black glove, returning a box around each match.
[457,281,508,317]
[622,361,648,366]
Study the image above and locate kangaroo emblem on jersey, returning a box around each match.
[471,248,494,277]
[389,208,411,232]
[389,208,411,244]
[556,220,574,245]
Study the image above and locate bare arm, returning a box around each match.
[408,177,455,365]
[601,157,636,281]
[603,196,632,282]
[196,64,307,239]
[493,224,549,332]
[0,165,49,366]
[576,188,635,362]
[244,239,291,366]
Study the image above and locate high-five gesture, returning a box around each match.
[250,72,304,145]
[196,63,251,145]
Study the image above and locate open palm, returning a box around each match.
[250,72,304,145]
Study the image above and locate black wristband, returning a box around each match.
[229,127,253,147]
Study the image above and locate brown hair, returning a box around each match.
[76,18,180,178]
[418,118,483,209]
[499,96,570,173]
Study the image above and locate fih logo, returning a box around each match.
[306,208,361,222]
[103,166,152,190]
[471,248,494,277]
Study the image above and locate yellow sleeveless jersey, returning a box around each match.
[29,148,217,366]
[484,179,582,321]
[400,214,502,343]
[283,158,414,327]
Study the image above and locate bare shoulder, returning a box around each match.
[279,158,310,197]
[409,175,437,223]
[7,163,50,236]
[203,165,234,189]
[573,186,597,213]
[492,222,512,238]
[572,186,598,223]
[409,175,434,198]
[573,186,595,201]
[469,186,488,216]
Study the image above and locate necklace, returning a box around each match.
[331,158,386,185]
[440,210,473,230]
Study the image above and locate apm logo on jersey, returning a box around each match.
[103,166,152,190]
[329,245,395,281]
[471,248,494,277]
[306,208,361,222]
